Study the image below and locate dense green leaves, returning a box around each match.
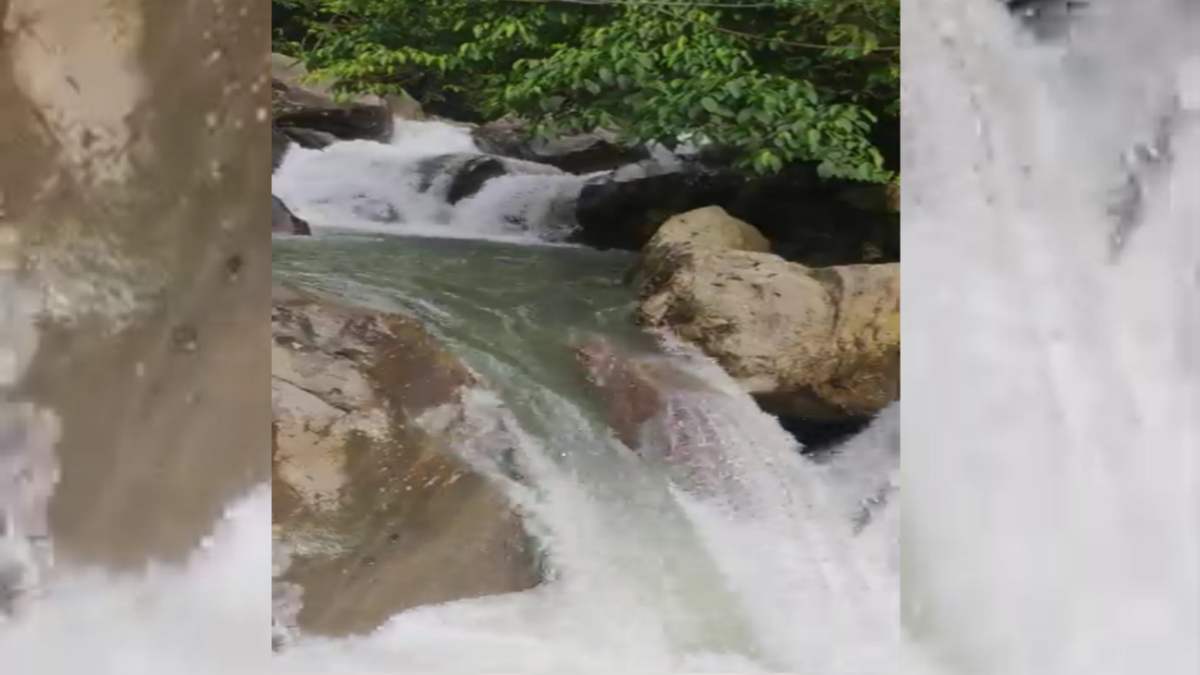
[273,0,897,182]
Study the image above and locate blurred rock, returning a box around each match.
[271,286,539,636]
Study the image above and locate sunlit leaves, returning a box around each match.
[273,0,897,181]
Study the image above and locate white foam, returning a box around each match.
[269,336,898,673]
[0,486,272,675]
[903,1,1199,673]
[273,120,589,242]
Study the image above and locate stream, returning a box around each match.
[269,117,899,672]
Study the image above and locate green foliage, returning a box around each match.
[272,0,897,182]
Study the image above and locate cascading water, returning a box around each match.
[273,120,593,242]
[273,119,691,245]
[270,142,899,670]
[902,1,1198,674]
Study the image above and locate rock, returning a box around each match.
[271,53,425,122]
[272,196,310,236]
[272,77,393,143]
[272,127,291,170]
[574,170,744,250]
[573,337,796,510]
[634,211,899,420]
[278,126,338,150]
[473,119,648,174]
[575,164,898,266]
[271,286,539,637]
[415,153,565,204]
[443,156,509,205]
[723,167,898,265]
[642,206,771,256]
[574,338,666,450]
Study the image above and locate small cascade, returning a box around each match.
[273,120,592,242]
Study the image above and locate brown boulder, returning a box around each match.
[271,286,539,639]
[642,206,770,256]
[634,208,899,420]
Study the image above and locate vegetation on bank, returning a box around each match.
[272,0,898,182]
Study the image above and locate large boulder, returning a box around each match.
[634,208,899,420]
[642,205,770,255]
[473,119,648,174]
[271,286,539,639]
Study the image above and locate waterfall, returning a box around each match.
[902,1,1199,673]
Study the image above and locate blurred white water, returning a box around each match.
[273,120,590,242]
[902,1,1199,674]
[0,487,272,675]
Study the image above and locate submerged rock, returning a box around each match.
[271,196,310,236]
[271,286,539,637]
[573,337,766,503]
[634,208,899,420]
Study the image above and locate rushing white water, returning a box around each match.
[271,234,899,673]
[273,118,699,245]
[903,1,1199,674]
[274,120,592,242]
[0,487,272,674]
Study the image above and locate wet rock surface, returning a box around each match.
[575,164,898,266]
[633,208,899,420]
[271,285,539,638]
[272,78,393,144]
[473,118,648,174]
[415,152,566,205]
[272,195,311,235]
